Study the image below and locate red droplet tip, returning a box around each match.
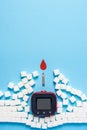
[40,59,47,70]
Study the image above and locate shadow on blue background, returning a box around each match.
[0,0,87,130]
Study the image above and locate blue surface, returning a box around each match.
[0,0,87,130]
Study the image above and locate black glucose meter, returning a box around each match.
[31,91,57,117]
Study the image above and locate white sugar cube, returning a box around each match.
[70,96,76,103]
[4,91,11,98]
[53,69,60,76]
[82,102,87,107]
[53,77,60,83]
[33,116,39,123]
[25,106,30,112]
[0,91,3,97]
[62,78,69,84]
[63,99,68,105]
[29,80,35,86]
[61,84,66,90]
[21,101,27,107]
[22,89,28,95]
[42,123,47,129]
[32,71,39,78]
[36,122,41,128]
[76,101,82,107]
[58,74,65,80]
[20,71,27,78]
[81,94,87,101]
[57,101,62,108]
[67,105,73,112]
[50,115,56,122]
[12,94,18,100]
[70,88,77,95]
[17,92,23,98]
[22,78,28,84]
[18,82,24,88]
[61,93,67,99]
[44,117,50,123]
[28,114,33,121]
[39,118,45,124]
[66,85,72,92]
[76,90,82,97]
[57,107,62,113]
[24,83,31,89]
[0,100,5,106]
[56,90,62,96]
[14,86,20,92]
[15,99,21,105]
[23,95,29,102]
[17,106,23,112]
[8,82,14,89]
[55,84,61,90]
[47,122,53,128]
[27,74,32,80]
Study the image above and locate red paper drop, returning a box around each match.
[40,60,47,70]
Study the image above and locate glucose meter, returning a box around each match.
[31,91,57,117]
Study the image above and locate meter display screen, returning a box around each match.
[37,98,51,110]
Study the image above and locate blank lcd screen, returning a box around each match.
[37,98,51,110]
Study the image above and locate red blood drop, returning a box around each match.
[40,60,47,70]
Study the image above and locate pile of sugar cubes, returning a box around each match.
[0,69,87,129]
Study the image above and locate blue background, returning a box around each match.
[0,0,87,130]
